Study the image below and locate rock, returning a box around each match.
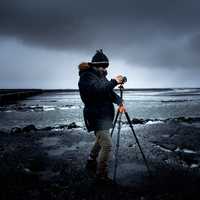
[190,164,199,168]
[23,124,37,132]
[59,124,68,129]
[16,106,23,111]
[40,126,53,131]
[162,143,177,151]
[67,122,79,129]
[64,104,73,107]
[131,118,145,124]
[175,149,199,166]
[168,117,200,124]
[23,168,32,173]
[10,127,22,134]
[176,117,192,123]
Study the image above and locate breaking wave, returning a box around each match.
[0,104,83,112]
[123,116,200,125]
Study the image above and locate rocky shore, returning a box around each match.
[0,120,200,200]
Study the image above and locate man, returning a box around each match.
[78,49,124,181]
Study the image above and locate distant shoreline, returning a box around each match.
[1,87,200,94]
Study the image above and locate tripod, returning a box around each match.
[110,84,151,182]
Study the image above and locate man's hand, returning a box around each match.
[114,75,124,84]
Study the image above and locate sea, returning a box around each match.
[0,88,200,130]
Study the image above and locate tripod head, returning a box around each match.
[118,76,127,98]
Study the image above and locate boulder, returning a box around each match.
[40,126,53,131]
[67,122,79,129]
[131,118,145,124]
[10,127,22,134]
[22,124,37,132]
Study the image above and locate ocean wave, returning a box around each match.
[161,99,192,103]
[40,100,57,102]
[145,120,164,125]
[166,117,200,123]
[5,110,13,113]
[123,117,200,125]
[0,104,82,112]
[58,105,82,110]
[157,88,200,97]
[43,106,55,111]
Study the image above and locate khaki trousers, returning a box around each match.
[90,130,112,175]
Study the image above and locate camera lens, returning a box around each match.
[122,76,127,83]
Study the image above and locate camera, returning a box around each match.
[122,76,127,84]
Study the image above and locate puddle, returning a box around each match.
[153,144,173,153]
[182,148,197,154]
[175,147,197,154]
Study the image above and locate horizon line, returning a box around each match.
[1,87,200,91]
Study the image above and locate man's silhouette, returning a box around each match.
[78,49,124,181]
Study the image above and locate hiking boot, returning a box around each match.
[85,159,97,175]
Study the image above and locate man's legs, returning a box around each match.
[90,136,101,160]
[95,130,112,178]
[87,129,112,179]
[86,132,101,172]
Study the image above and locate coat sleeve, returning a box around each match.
[109,90,123,105]
[79,72,118,96]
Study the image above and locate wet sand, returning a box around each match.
[0,122,200,199]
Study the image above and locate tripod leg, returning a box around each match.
[110,110,120,138]
[124,111,151,176]
[113,112,122,182]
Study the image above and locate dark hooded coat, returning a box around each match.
[78,65,122,132]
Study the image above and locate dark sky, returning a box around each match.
[0,0,200,88]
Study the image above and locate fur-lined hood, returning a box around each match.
[78,62,90,71]
[78,62,108,77]
[78,62,99,75]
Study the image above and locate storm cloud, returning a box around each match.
[1,0,200,69]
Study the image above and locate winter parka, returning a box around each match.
[78,64,122,132]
